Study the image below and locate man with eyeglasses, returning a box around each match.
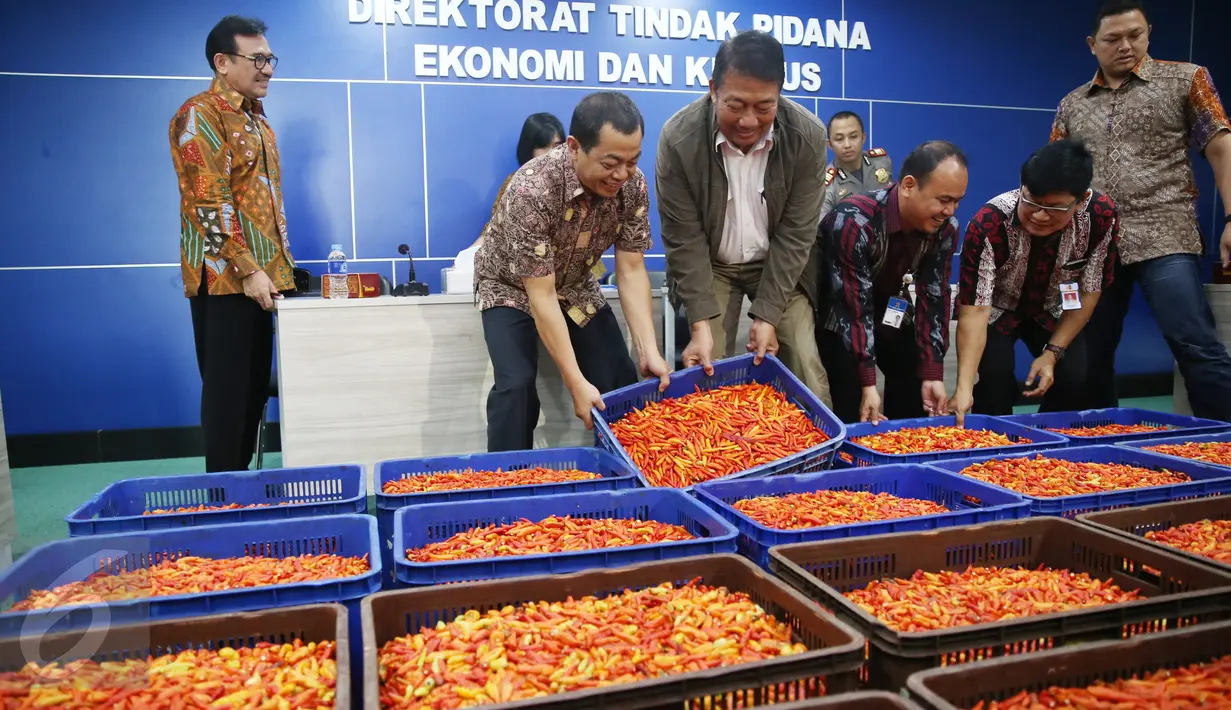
[169,15,290,473]
[949,139,1120,423]
[1050,0,1231,420]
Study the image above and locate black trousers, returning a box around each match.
[482,305,638,452]
[189,279,274,473]
[818,327,925,424]
[972,319,1087,416]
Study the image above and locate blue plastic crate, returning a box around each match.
[926,444,1231,518]
[1003,407,1231,447]
[65,465,367,536]
[391,488,738,585]
[592,354,845,489]
[838,415,1067,467]
[693,464,1030,568]
[1119,431,1231,471]
[0,514,381,638]
[374,447,640,587]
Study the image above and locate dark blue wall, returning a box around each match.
[0,0,1225,435]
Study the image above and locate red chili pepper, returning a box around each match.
[1145,441,1231,466]
[610,383,829,488]
[1145,519,1231,565]
[733,490,949,529]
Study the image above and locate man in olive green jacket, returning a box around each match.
[656,30,830,403]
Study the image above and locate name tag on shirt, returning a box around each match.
[1060,282,1081,310]
[883,296,909,328]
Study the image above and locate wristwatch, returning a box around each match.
[1043,344,1067,360]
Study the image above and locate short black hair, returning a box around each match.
[1021,138,1094,199]
[827,111,865,134]
[712,30,785,90]
[899,141,968,188]
[206,15,268,72]
[569,92,644,153]
[1092,0,1148,36]
[515,113,565,166]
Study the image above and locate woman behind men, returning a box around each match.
[473,113,565,248]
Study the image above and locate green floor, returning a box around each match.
[9,396,1175,560]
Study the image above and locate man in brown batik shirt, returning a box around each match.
[1050,0,1231,420]
[475,92,671,452]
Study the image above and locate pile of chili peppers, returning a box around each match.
[850,426,1020,455]
[407,515,694,562]
[970,654,1231,709]
[957,455,1189,497]
[144,502,274,515]
[376,579,809,708]
[0,639,338,709]
[382,467,601,495]
[609,383,829,487]
[1144,440,1231,467]
[10,554,371,611]
[1045,423,1169,437]
[845,565,1141,632]
[733,490,949,530]
[1145,519,1231,565]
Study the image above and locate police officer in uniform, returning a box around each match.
[820,111,894,220]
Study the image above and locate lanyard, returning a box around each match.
[897,235,930,300]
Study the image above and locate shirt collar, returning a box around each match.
[210,76,265,115]
[549,144,588,204]
[713,119,775,154]
[884,184,904,234]
[1090,54,1152,90]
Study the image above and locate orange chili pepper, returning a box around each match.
[10,554,371,612]
[733,490,948,530]
[610,383,829,488]
[1145,519,1231,565]
[376,579,810,709]
[851,426,1022,455]
[845,565,1140,632]
[143,502,277,516]
[958,455,1190,497]
[1045,423,1168,437]
[971,654,1231,709]
[0,638,338,709]
[407,515,693,562]
[1145,441,1231,466]
[382,467,600,495]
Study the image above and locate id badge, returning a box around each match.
[1060,282,1081,311]
[883,296,909,328]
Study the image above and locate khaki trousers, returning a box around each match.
[706,262,832,406]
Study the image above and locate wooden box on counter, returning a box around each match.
[321,273,382,299]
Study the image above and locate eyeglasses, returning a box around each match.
[226,53,278,71]
[1019,187,1077,216]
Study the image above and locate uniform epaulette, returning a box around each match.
[866,147,887,158]
[824,167,837,187]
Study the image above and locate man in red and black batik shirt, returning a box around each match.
[949,139,1119,422]
[817,141,968,424]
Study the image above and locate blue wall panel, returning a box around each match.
[0,0,1224,437]
[0,268,198,435]
[351,82,427,261]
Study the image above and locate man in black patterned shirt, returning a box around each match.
[816,141,968,424]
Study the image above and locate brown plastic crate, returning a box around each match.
[906,618,1231,709]
[0,602,349,707]
[362,553,865,709]
[762,691,925,709]
[1078,495,1231,572]
[768,516,1231,690]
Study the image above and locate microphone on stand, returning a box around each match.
[393,243,429,296]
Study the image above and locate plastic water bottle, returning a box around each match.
[327,243,348,299]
